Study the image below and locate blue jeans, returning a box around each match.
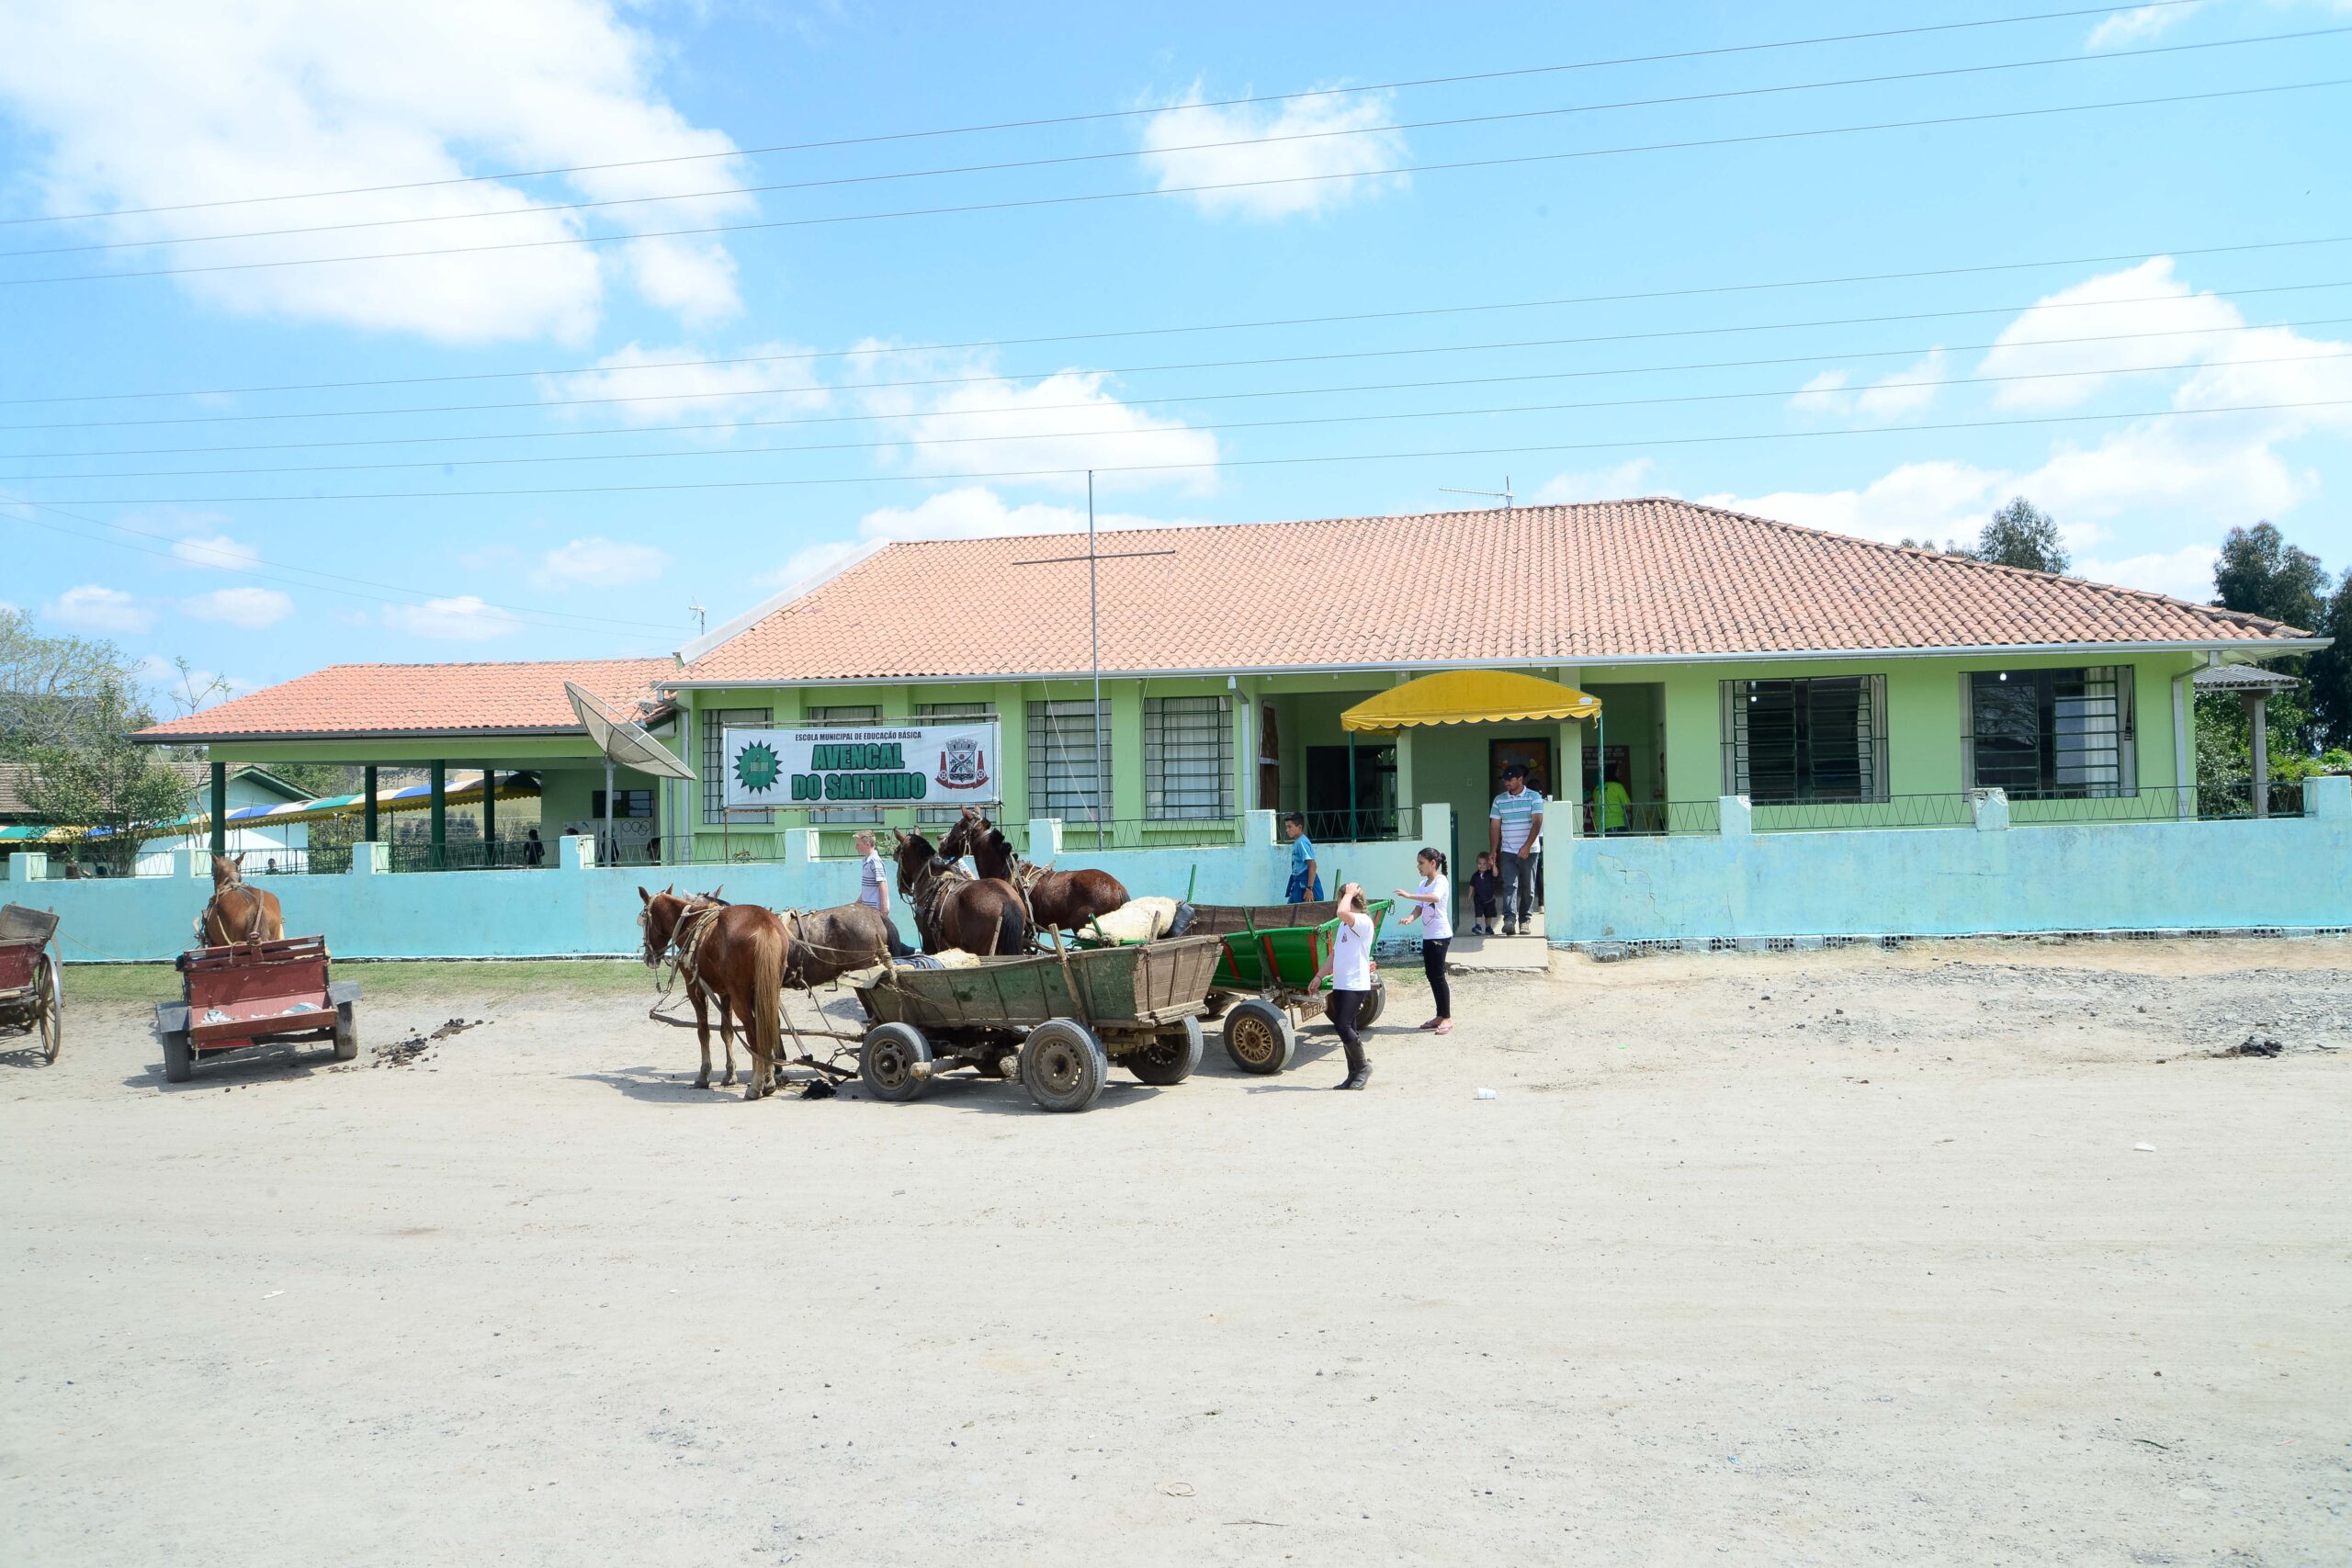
[1498,849,1540,927]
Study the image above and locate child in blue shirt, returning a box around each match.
[1283,812,1322,902]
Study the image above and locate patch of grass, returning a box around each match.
[66,958,656,1005]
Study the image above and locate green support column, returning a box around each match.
[362,764,379,845]
[429,761,447,870]
[208,761,227,860]
[481,763,497,866]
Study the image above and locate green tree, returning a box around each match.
[2211,521,2326,628]
[0,606,134,757]
[2306,569,2352,751]
[22,679,193,876]
[1973,497,2070,573]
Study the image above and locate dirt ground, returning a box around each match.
[2,939,2347,1566]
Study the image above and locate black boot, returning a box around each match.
[1335,1032,1371,1090]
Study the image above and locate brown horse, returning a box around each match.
[941,808,1128,938]
[638,886,791,1100]
[779,901,894,990]
[198,853,283,946]
[889,829,1028,955]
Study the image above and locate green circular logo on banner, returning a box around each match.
[733,742,782,795]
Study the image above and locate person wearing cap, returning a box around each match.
[1487,764,1545,936]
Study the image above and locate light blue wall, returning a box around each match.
[1558,777,2352,943]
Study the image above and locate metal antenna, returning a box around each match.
[1439,476,1514,518]
[688,602,707,636]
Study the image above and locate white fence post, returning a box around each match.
[560,832,597,871]
[1971,788,2012,831]
[347,841,388,875]
[1719,795,1752,838]
[1028,818,1064,859]
[8,852,47,882]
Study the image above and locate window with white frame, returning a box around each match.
[1964,666,2136,797]
[915,698,995,823]
[703,706,772,825]
[805,705,881,822]
[1145,695,1232,820]
[1720,676,1889,804]
[1027,699,1105,822]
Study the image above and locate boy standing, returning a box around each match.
[1469,852,1501,935]
[1282,812,1322,903]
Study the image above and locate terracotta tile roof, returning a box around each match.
[134,658,674,742]
[679,499,2312,683]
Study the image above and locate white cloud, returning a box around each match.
[2072,544,2220,602]
[1786,352,1951,422]
[0,0,752,344]
[171,532,263,571]
[536,535,670,587]
[131,654,249,711]
[181,586,293,627]
[1978,258,2242,409]
[381,594,522,641]
[1138,85,1408,220]
[2086,3,2204,50]
[44,583,153,633]
[541,341,830,430]
[1530,459,1657,503]
[1787,369,1851,418]
[1703,458,2007,546]
[884,370,1220,491]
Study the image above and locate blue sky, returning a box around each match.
[2,0,2348,701]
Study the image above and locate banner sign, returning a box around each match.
[720,722,1000,811]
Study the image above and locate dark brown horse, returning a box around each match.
[639,886,791,1100]
[941,807,1128,938]
[198,852,283,946]
[779,901,894,988]
[889,829,1028,955]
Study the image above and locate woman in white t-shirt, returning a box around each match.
[1310,882,1378,1090]
[1394,846,1454,1034]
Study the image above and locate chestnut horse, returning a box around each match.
[638,886,791,1100]
[941,808,1127,937]
[889,829,1028,955]
[198,853,283,946]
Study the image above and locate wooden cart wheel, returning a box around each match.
[161,1028,193,1084]
[1127,1016,1204,1087]
[1328,974,1387,1031]
[859,1021,931,1103]
[1221,999,1295,1076]
[1021,1019,1108,1112]
[332,1000,358,1062]
[37,952,62,1064]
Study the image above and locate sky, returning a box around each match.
[1,0,2348,704]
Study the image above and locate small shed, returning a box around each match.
[2192,662,2303,818]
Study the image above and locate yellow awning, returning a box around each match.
[1340,670,1601,731]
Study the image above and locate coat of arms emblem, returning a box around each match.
[934,736,989,791]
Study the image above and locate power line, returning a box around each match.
[17,398,2346,507]
[8,77,2342,288]
[12,232,2348,411]
[28,314,2349,464]
[0,0,2207,230]
[0,502,689,635]
[9,276,2345,434]
[14,348,2348,484]
[13,26,2330,261]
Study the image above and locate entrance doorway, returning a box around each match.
[1305,742,1397,840]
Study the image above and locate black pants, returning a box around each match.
[1329,987,1369,1074]
[1422,938,1451,1018]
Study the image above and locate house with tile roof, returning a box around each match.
[662,498,2323,887]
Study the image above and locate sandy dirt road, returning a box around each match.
[2,941,2347,1566]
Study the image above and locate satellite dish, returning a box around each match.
[566,682,695,781]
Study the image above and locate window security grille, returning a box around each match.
[914,699,995,823]
[1145,695,1232,820]
[704,707,772,825]
[805,705,882,822]
[1028,699,1105,821]
[1964,667,2135,797]
[1721,676,1889,804]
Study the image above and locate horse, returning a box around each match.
[779,902,895,990]
[638,886,792,1100]
[198,852,283,946]
[940,807,1128,938]
[889,829,1028,956]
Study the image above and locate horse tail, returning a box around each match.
[752,919,786,1070]
[994,891,1025,957]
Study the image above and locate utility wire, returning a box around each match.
[0,0,2207,229]
[7,77,2342,288]
[12,26,2331,261]
[14,348,2349,484]
[17,398,2348,506]
[9,276,2345,434]
[10,232,2348,410]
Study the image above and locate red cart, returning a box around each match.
[0,904,62,1065]
[155,936,360,1083]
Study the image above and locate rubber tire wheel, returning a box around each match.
[860,1021,932,1102]
[38,953,62,1064]
[162,1028,193,1084]
[1021,1019,1109,1112]
[1127,1016,1204,1086]
[1328,974,1387,1031]
[1222,999,1295,1076]
[333,1001,358,1062]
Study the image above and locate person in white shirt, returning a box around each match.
[854,831,914,958]
[1309,881,1378,1090]
[1393,846,1454,1034]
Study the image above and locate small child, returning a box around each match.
[1469,852,1501,935]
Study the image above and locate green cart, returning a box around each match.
[852,932,1224,1112]
[1184,898,1393,1076]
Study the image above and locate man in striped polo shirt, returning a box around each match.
[1487,765,1545,936]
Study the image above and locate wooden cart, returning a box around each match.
[154,935,360,1083]
[853,933,1224,1112]
[1182,898,1393,1076]
[0,904,62,1065]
